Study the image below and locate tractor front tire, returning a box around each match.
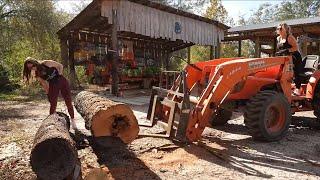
[210,109,232,126]
[244,90,291,141]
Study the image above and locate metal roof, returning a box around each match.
[228,16,320,33]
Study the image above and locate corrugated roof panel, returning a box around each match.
[229,16,320,33]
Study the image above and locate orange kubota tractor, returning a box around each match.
[145,55,320,142]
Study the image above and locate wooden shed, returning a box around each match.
[57,0,228,95]
[224,17,320,58]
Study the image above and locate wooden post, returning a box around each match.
[254,37,261,58]
[111,9,119,95]
[187,46,191,63]
[59,36,69,74]
[238,40,242,57]
[210,45,214,60]
[160,49,164,69]
[302,41,308,57]
[215,37,221,58]
[166,50,170,70]
[157,48,160,68]
[165,71,168,89]
[68,39,77,89]
[273,37,277,57]
[159,71,163,88]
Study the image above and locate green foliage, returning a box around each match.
[240,40,255,58]
[0,62,10,89]
[190,46,211,63]
[0,62,9,78]
[75,66,88,84]
[169,48,188,70]
[275,0,319,21]
[0,0,72,86]
[0,92,19,101]
[169,45,213,71]
[246,3,275,24]
[15,81,44,96]
[204,0,236,58]
[4,39,37,81]
[246,0,320,25]
[220,43,237,58]
[155,0,206,13]
[204,0,234,26]
[169,57,186,71]
[0,82,45,101]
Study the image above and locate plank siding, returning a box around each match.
[101,0,224,46]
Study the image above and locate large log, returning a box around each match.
[30,112,81,180]
[74,91,139,143]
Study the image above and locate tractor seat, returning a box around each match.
[299,55,319,80]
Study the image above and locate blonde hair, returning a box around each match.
[278,23,292,35]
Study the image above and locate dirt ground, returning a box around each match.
[0,90,320,180]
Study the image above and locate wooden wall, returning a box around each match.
[100,0,224,47]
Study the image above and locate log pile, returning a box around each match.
[30,112,80,180]
[74,91,139,143]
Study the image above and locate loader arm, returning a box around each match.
[186,57,293,141]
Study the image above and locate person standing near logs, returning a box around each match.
[22,57,79,132]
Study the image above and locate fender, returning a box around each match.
[306,70,320,99]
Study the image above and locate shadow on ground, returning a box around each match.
[72,134,161,180]
[0,101,46,120]
[179,116,320,178]
[213,123,249,136]
[291,116,320,130]
[135,116,320,178]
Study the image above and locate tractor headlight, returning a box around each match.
[309,77,317,84]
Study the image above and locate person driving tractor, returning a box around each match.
[276,23,304,96]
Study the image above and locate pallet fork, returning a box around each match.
[140,70,191,142]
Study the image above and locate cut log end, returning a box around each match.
[75,91,139,144]
[91,105,139,144]
[31,138,77,180]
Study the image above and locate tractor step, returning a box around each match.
[292,95,307,101]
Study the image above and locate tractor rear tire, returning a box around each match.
[210,109,232,126]
[244,90,291,141]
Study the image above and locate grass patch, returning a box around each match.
[0,92,21,101]
[0,83,47,101]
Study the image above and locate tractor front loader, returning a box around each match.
[144,55,320,142]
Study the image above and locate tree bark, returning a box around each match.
[74,91,139,144]
[30,112,80,180]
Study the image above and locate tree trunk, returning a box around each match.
[74,91,139,144]
[30,112,81,180]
